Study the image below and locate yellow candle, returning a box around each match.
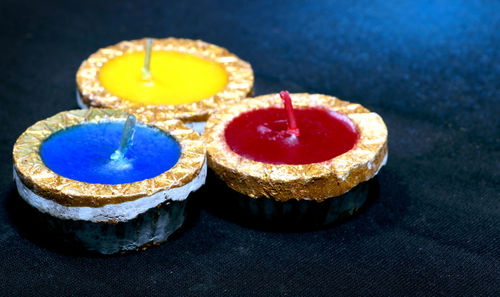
[98,51,229,105]
[77,38,254,127]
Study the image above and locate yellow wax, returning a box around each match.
[98,51,229,105]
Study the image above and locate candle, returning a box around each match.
[40,116,181,184]
[98,47,229,105]
[224,92,359,165]
[13,109,206,254]
[77,38,254,133]
[202,92,388,227]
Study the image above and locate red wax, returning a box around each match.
[224,107,359,165]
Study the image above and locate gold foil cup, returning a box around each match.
[76,38,254,123]
[202,93,388,202]
[13,109,206,207]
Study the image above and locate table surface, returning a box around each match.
[1,0,499,296]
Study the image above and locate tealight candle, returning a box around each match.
[77,38,254,133]
[203,92,388,227]
[225,91,359,165]
[13,109,206,254]
[40,115,181,184]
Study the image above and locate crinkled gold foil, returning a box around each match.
[76,38,254,123]
[202,93,388,202]
[13,109,206,207]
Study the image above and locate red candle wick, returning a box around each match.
[279,90,300,137]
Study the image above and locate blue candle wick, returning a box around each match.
[110,114,136,161]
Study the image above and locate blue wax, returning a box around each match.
[40,121,181,184]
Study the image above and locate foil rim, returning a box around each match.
[76,37,254,122]
[202,93,388,202]
[13,109,206,207]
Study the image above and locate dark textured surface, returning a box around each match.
[1,0,499,296]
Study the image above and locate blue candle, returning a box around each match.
[40,119,181,184]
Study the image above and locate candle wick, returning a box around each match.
[141,38,153,81]
[279,90,300,137]
[111,114,137,161]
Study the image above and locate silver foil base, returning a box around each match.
[14,165,205,254]
[203,171,372,230]
[22,197,189,255]
[237,183,369,227]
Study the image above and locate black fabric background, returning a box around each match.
[1,0,499,296]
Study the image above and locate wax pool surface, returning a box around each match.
[40,122,181,184]
[224,108,359,165]
[98,51,228,105]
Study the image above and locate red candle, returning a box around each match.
[203,92,388,222]
[224,91,359,164]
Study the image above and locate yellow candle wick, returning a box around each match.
[141,38,153,81]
